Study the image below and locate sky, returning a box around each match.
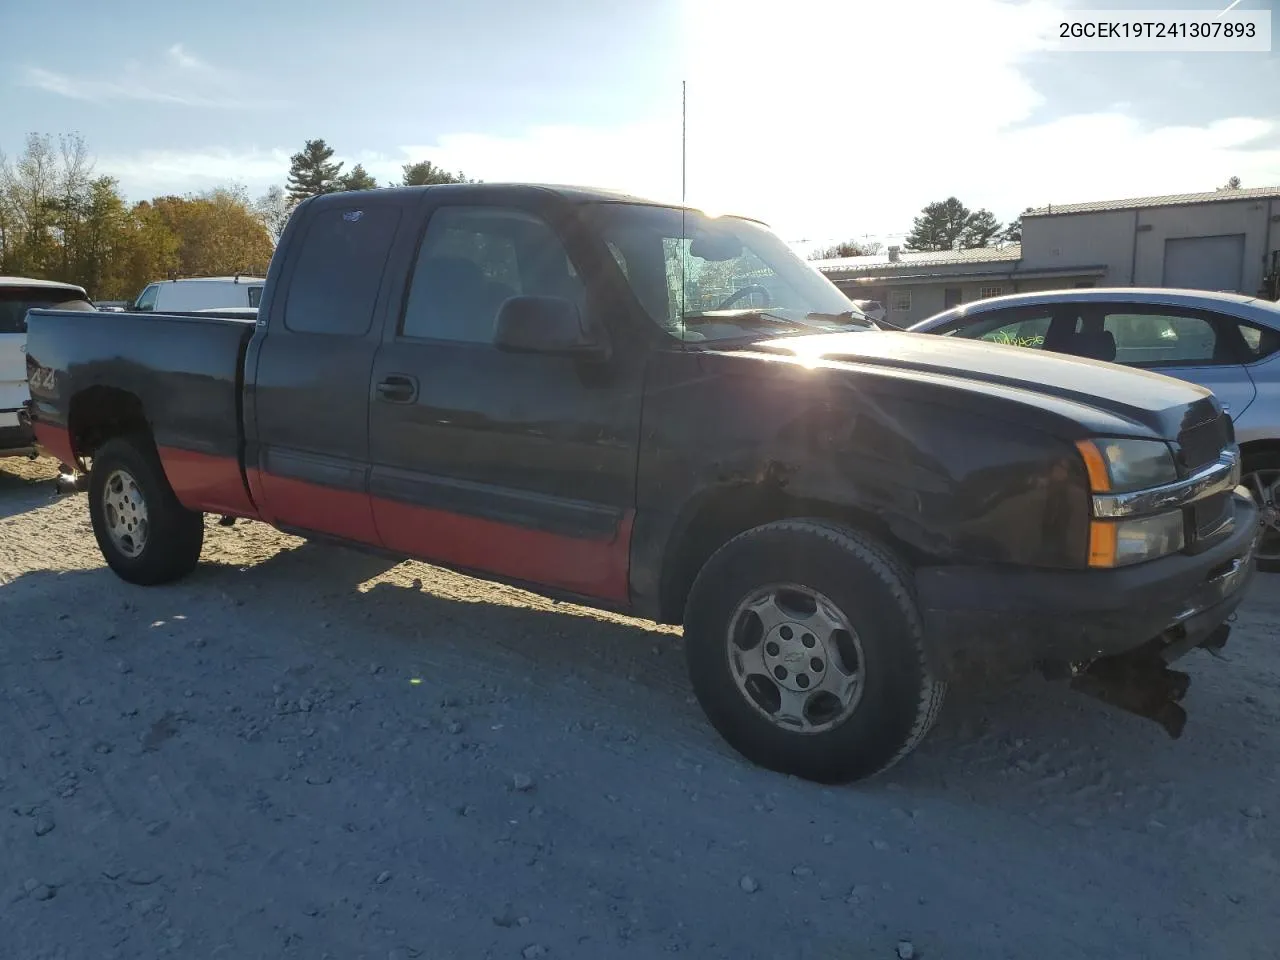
[2,0,1278,251]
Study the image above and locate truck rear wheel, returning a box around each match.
[683,519,945,784]
[88,436,204,585]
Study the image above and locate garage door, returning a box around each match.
[1162,234,1245,292]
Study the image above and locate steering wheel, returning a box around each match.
[715,284,773,310]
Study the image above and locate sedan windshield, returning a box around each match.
[587,202,870,341]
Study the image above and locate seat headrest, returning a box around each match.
[1067,330,1117,362]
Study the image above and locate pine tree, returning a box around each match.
[904,198,971,251]
[401,160,469,186]
[285,139,344,204]
[905,198,1004,251]
[960,209,1003,248]
[341,164,378,192]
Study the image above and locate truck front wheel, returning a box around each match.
[684,519,945,784]
[88,436,204,585]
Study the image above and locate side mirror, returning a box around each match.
[493,295,606,358]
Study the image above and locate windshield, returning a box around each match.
[0,288,92,333]
[588,203,868,341]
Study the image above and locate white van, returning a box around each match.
[1,277,94,456]
[132,275,265,313]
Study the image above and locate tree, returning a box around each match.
[342,164,379,192]
[286,139,344,204]
[0,132,188,299]
[1218,175,1242,191]
[960,208,1003,248]
[0,132,63,277]
[254,185,291,242]
[904,197,1003,251]
[808,240,882,260]
[904,197,970,251]
[115,200,181,300]
[401,160,469,186]
[70,176,131,297]
[150,188,274,277]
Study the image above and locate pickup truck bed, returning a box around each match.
[30,309,257,517]
[24,183,1261,784]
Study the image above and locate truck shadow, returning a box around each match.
[0,457,60,520]
[3,529,1272,825]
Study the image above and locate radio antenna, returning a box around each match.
[680,80,688,343]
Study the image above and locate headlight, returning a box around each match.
[1087,511,1186,568]
[1076,438,1178,493]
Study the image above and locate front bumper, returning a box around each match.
[915,491,1259,682]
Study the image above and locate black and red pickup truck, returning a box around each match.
[24,184,1261,782]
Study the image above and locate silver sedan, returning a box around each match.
[909,287,1280,569]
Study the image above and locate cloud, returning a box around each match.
[165,44,209,72]
[20,45,278,110]
[98,147,294,198]
[89,0,1280,241]
[380,0,1280,244]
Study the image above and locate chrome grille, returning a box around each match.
[1177,415,1229,472]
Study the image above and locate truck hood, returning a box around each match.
[719,330,1219,440]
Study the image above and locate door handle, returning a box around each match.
[376,375,418,403]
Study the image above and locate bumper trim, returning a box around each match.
[1092,447,1240,519]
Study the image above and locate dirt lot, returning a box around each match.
[1,456,1277,960]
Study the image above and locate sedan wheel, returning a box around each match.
[1243,464,1280,569]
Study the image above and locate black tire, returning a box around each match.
[684,519,945,784]
[88,435,204,585]
[1242,450,1280,574]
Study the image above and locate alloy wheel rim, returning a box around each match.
[1244,468,1280,562]
[102,469,149,558]
[725,583,866,734]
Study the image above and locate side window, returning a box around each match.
[1237,321,1280,361]
[284,205,402,335]
[1101,310,1224,366]
[134,284,158,312]
[401,206,584,343]
[247,286,263,308]
[945,309,1051,348]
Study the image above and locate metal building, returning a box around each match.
[814,185,1280,327]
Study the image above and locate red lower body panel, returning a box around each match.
[57,435,633,605]
[255,472,380,545]
[156,447,258,517]
[32,422,75,468]
[256,472,632,604]
[372,498,632,603]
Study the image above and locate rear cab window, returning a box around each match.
[284,204,403,335]
[0,287,92,333]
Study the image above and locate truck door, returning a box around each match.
[366,194,644,602]
[246,197,405,544]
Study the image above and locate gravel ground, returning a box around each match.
[1,455,1278,960]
